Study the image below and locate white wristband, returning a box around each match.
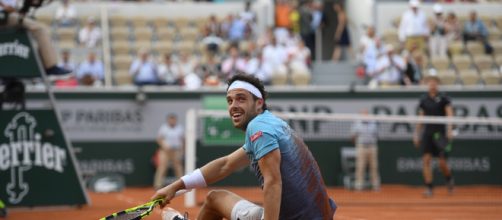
[181,169,207,190]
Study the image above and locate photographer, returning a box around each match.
[1,0,70,75]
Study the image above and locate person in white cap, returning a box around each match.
[398,0,429,52]
[429,3,448,58]
[153,74,337,220]
[371,44,406,87]
[78,16,102,48]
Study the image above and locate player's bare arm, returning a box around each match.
[414,110,424,148]
[258,148,282,220]
[152,147,250,207]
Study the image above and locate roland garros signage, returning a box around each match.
[0,110,88,206]
[0,28,41,78]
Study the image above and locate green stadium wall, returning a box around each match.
[25,89,502,186]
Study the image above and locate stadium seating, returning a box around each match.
[481,70,501,85]
[459,69,481,85]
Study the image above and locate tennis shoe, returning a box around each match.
[162,208,188,220]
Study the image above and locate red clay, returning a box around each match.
[6,185,502,220]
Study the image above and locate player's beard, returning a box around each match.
[231,102,259,131]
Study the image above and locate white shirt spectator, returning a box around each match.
[244,56,272,83]
[58,59,76,73]
[222,57,246,77]
[287,44,311,65]
[158,123,184,149]
[157,62,180,85]
[55,2,77,25]
[398,9,429,42]
[373,54,405,84]
[129,59,158,84]
[76,59,104,81]
[79,24,102,48]
[183,72,202,90]
[262,43,287,71]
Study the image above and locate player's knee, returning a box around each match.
[205,190,228,204]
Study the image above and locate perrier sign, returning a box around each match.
[0,28,41,78]
[0,110,88,206]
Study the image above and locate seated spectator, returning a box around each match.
[204,14,221,37]
[221,45,246,79]
[257,27,274,49]
[445,12,461,42]
[262,36,288,77]
[429,4,448,58]
[463,10,492,54]
[244,51,272,85]
[403,43,424,85]
[201,30,224,55]
[78,17,101,48]
[199,54,222,83]
[177,52,197,81]
[157,53,181,85]
[358,26,378,61]
[228,15,247,42]
[57,50,76,73]
[371,44,406,87]
[362,38,384,79]
[220,14,234,39]
[76,51,104,86]
[55,0,77,27]
[398,0,429,53]
[54,50,78,87]
[129,49,159,86]
[287,40,311,67]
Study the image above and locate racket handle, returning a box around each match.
[174,189,192,197]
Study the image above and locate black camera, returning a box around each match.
[19,0,51,14]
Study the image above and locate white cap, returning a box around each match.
[409,0,420,7]
[433,3,443,13]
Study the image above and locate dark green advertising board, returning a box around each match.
[203,95,245,145]
[0,29,41,78]
[0,110,88,206]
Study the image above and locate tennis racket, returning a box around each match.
[99,190,190,220]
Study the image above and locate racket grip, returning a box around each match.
[174,189,192,197]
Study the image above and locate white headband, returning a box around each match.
[227,80,263,99]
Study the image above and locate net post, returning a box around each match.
[184,109,197,208]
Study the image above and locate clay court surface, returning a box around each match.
[6,185,502,220]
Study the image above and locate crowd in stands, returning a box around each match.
[359,0,502,87]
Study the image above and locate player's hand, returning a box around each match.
[151,185,178,208]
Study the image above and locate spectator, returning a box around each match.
[222,45,246,79]
[445,12,461,42]
[177,52,197,81]
[262,36,288,78]
[204,15,221,37]
[332,2,351,62]
[240,1,256,37]
[78,17,101,48]
[228,15,247,42]
[153,114,184,189]
[54,50,78,87]
[359,26,378,60]
[429,4,448,58]
[274,0,293,45]
[403,43,424,85]
[371,44,406,87]
[199,54,222,83]
[157,53,181,85]
[362,38,384,79]
[257,26,274,49]
[129,49,159,86]
[0,0,70,75]
[57,50,76,73]
[299,1,314,59]
[76,51,104,86]
[351,109,380,191]
[463,10,492,54]
[287,40,311,67]
[220,14,234,39]
[398,0,429,53]
[245,51,271,84]
[55,0,77,27]
[201,30,224,55]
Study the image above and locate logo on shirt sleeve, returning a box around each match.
[250,131,263,142]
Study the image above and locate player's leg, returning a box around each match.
[170,148,184,179]
[438,155,454,193]
[154,149,169,189]
[198,190,263,220]
[422,153,433,197]
[354,144,366,190]
[369,145,380,191]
